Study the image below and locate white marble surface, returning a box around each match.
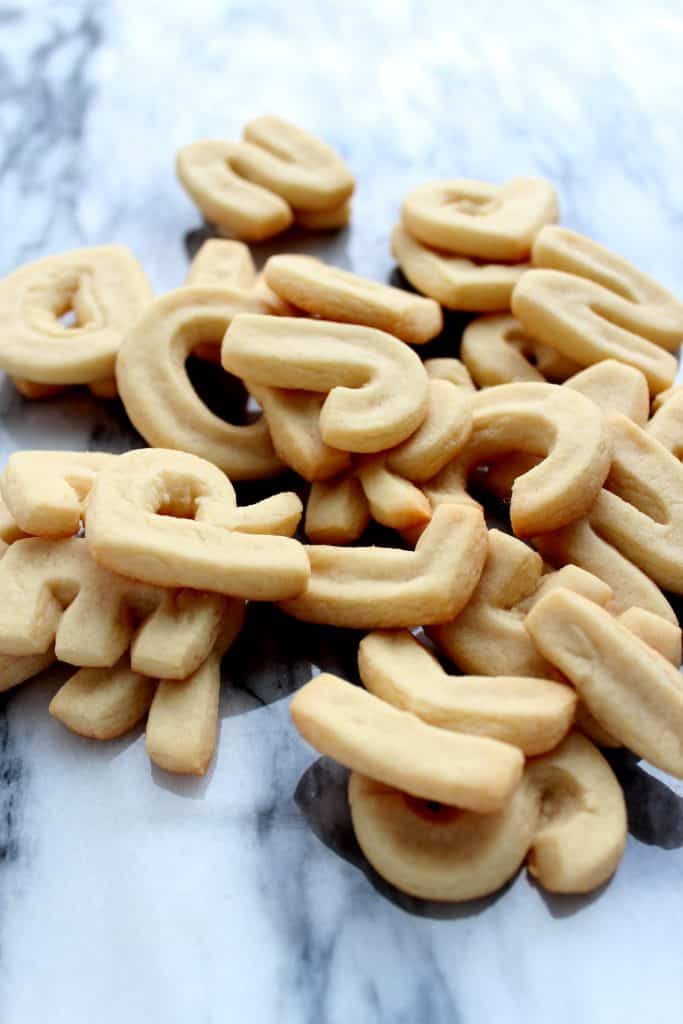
[2,2,683,1021]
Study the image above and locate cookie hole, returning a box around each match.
[537,770,582,827]
[446,194,499,218]
[403,794,461,824]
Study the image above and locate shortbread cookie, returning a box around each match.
[483,361,650,502]
[428,529,612,677]
[49,657,156,741]
[263,254,442,344]
[587,414,683,592]
[186,239,295,326]
[237,116,354,213]
[222,314,429,453]
[246,383,351,481]
[290,672,523,812]
[460,314,581,387]
[617,607,681,667]
[526,589,683,777]
[647,384,683,457]
[0,246,153,385]
[651,384,683,414]
[533,516,677,623]
[86,448,308,599]
[280,504,487,629]
[424,357,475,390]
[349,731,625,900]
[358,630,576,755]
[0,648,56,694]
[116,287,284,479]
[402,177,558,261]
[565,360,650,425]
[12,376,118,401]
[532,225,683,347]
[391,223,528,312]
[305,377,473,542]
[0,536,228,674]
[177,118,353,240]
[176,140,294,242]
[145,601,245,776]
[0,451,116,536]
[512,270,678,393]
[0,496,26,556]
[255,358,468,486]
[421,382,611,537]
[295,200,351,230]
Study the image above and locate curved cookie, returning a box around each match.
[237,115,354,213]
[526,588,683,776]
[222,314,429,453]
[0,535,228,674]
[422,382,612,537]
[116,286,284,479]
[176,140,293,242]
[358,630,576,755]
[402,177,558,261]
[428,529,612,677]
[512,270,678,393]
[391,223,527,312]
[532,225,683,348]
[0,451,116,536]
[281,504,487,629]
[86,448,308,599]
[263,254,442,344]
[0,245,153,385]
[305,378,473,542]
[460,313,581,387]
[349,731,625,901]
[290,671,523,812]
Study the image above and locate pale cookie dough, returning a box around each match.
[421,382,612,537]
[512,270,678,394]
[618,607,681,667]
[222,314,429,454]
[246,384,351,482]
[0,451,116,536]
[533,516,678,624]
[647,384,683,458]
[358,630,576,755]
[532,225,683,347]
[424,357,475,390]
[263,254,443,344]
[49,657,156,741]
[587,414,683,593]
[295,200,351,230]
[290,672,523,813]
[0,535,228,674]
[86,448,308,599]
[428,529,612,677]
[460,313,581,387]
[391,223,528,312]
[305,378,473,543]
[237,115,354,213]
[176,140,294,242]
[0,495,26,556]
[349,731,626,901]
[526,588,683,777]
[145,601,245,776]
[280,504,487,629]
[402,177,558,261]
[0,246,153,385]
[116,286,284,479]
[0,648,56,695]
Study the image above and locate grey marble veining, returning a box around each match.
[1,2,683,1022]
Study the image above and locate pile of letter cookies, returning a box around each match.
[1,116,683,905]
